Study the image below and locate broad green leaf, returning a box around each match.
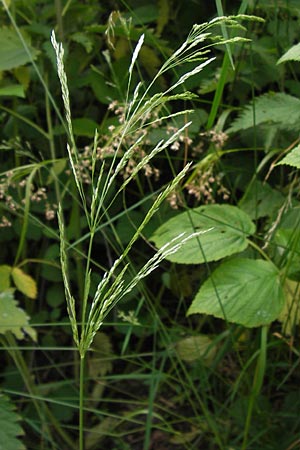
[0,265,11,291]
[46,159,67,184]
[276,144,300,169]
[0,393,25,450]
[187,258,285,327]
[90,70,119,104]
[0,28,39,71]
[150,205,255,264]
[176,334,217,365]
[277,42,300,64]
[72,118,98,137]
[239,180,284,219]
[71,32,94,53]
[11,267,37,299]
[0,85,25,98]
[53,118,98,137]
[0,290,37,340]
[227,93,300,133]
[124,5,158,25]
[13,66,30,90]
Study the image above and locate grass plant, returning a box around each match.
[51,17,251,448]
[0,2,300,450]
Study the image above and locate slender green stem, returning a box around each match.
[242,325,268,450]
[247,239,273,263]
[55,0,64,41]
[79,355,86,450]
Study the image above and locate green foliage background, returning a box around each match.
[1,1,300,449]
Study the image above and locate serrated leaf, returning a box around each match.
[227,93,300,133]
[11,267,37,299]
[278,279,300,335]
[0,290,37,341]
[176,334,217,365]
[0,265,12,291]
[0,27,39,71]
[187,258,285,327]
[0,393,25,450]
[276,144,300,169]
[150,205,255,264]
[277,42,300,64]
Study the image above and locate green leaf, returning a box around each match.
[0,290,37,340]
[53,118,98,137]
[150,205,255,264]
[0,27,39,71]
[239,180,284,219]
[277,42,300,64]
[72,118,98,137]
[0,393,25,450]
[227,93,300,133]
[90,70,119,104]
[0,265,12,291]
[276,144,300,169]
[187,258,285,327]
[11,267,37,299]
[124,5,158,25]
[71,32,94,53]
[175,334,217,365]
[0,85,25,98]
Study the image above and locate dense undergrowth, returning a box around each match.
[1,1,300,449]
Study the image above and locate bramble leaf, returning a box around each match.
[150,204,255,264]
[277,42,300,64]
[176,334,217,365]
[0,393,25,450]
[0,290,37,341]
[187,258,285,327]
[276,144,300,169]
[0,27,39,71]
[227,93,300,133]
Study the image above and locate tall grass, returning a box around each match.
[51,16,254,449]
